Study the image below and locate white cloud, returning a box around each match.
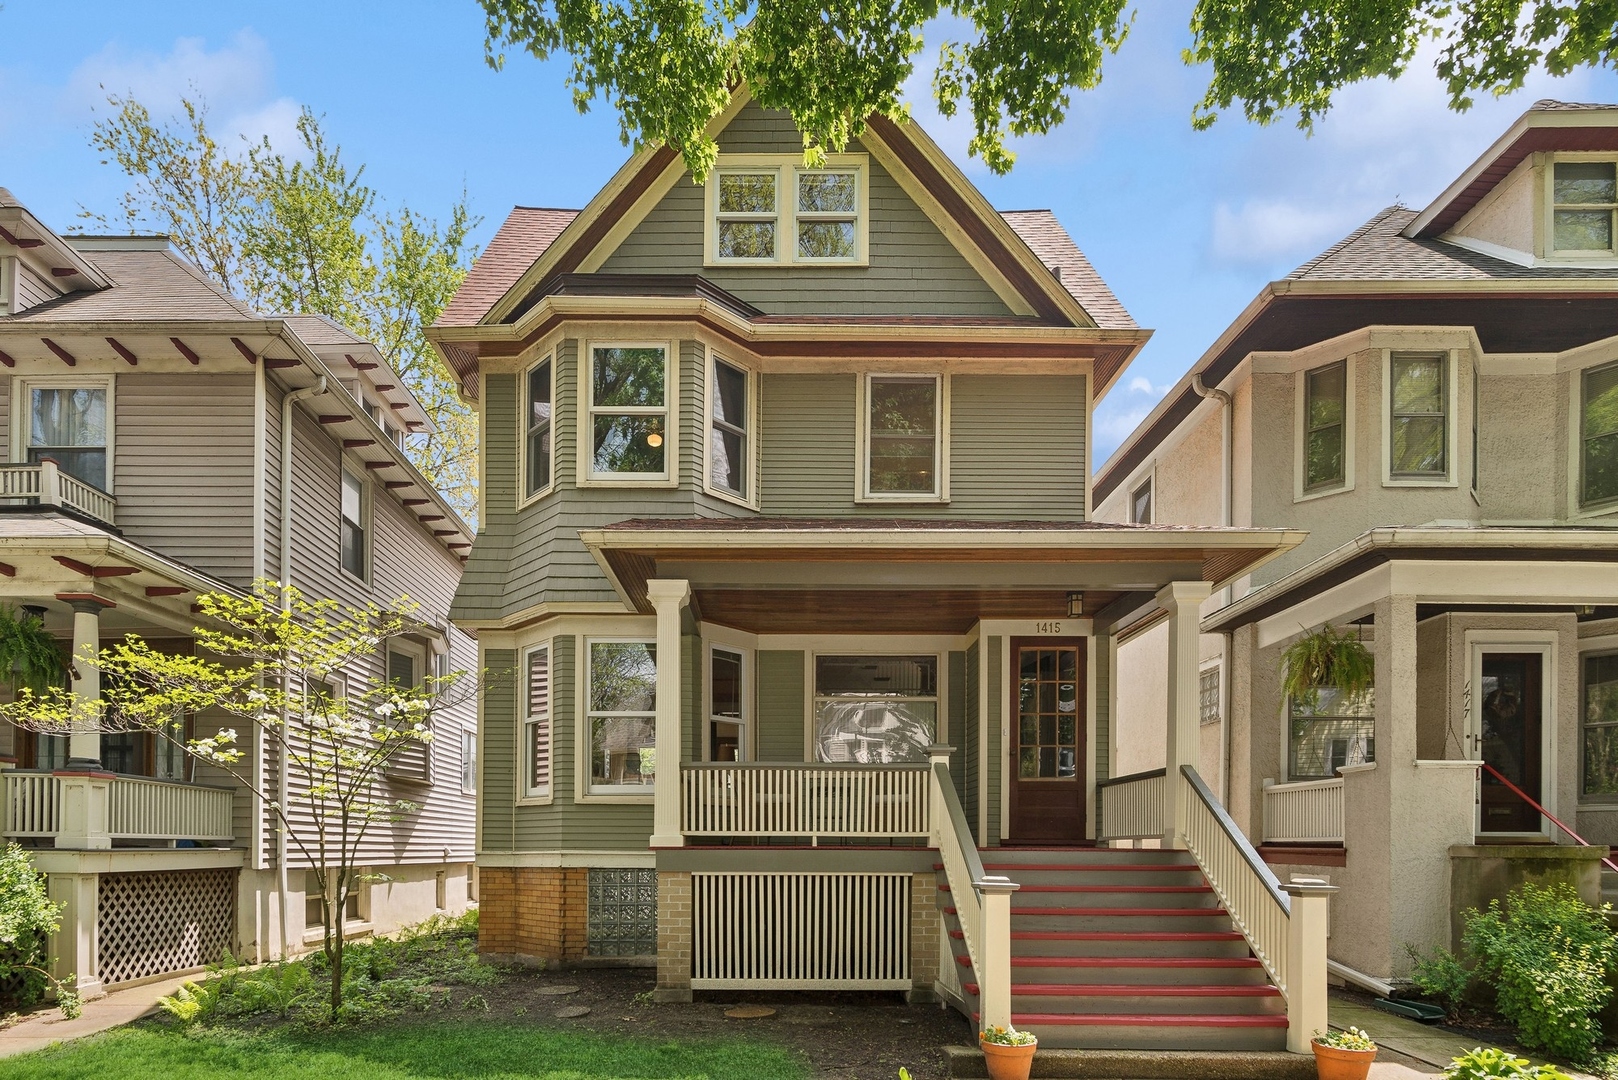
[231,97,305,153]
[1094,403,1156,454]
[1127,375,1170,397]
[63,30,276,120]
[1211,199,1344,263]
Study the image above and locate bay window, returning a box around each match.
[524,643,551,799]
[1388,352,1448,479]
[1303,361,1346,491]
[1581,361,1618,508]
[708,357,750,499]
[1585,653,1618,796]
[586,344,670,482]
[814,655,938,763]
[525,356,553,498]
[587,641,657,792]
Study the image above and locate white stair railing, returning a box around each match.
[1,771,61,837]
[1262,777,1344,844]
[927,746,1017,1029]
[1178,765,1335,1055]
[1096,768,1166,842]
[681,763,930,842]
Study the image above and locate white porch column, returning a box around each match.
[46,870,104,1000]
[647,578,691,849]
[65,597,106,767]
[1159,580,1212,848]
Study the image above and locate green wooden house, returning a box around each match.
[429,90,1328,1052]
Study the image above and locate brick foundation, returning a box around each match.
[654,870,693,1001]
[477,867,588,964]
[909,872,940,1002]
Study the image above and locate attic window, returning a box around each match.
[1553,161,1617,254]
[706,155,868,266]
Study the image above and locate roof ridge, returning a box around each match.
[1287,205,1406,279]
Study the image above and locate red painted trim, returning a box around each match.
[1010,907,1228,918]
[319,415,353,425]
[0,349,13,368]
[1009,956,1263,968]
[389,402,409,410]
[230,337,257,364]
[1015,884,1211,894]
[145,586,187,597]
[996,1013,1287,1029]
[965,983,1279,998]
[0,225,43,248]
[53,592,115,608]
[170,337,201,365]
[343,440,375,449]
[1008,931,1243,942]
[363,461,395,470]
[41,338,76,366]
[384,480,413,489]
[106,337,138,365]
[0,562,14,577]
[432,529,457,537]
[373,384,396,392]
[418,515,445,522]
[344,354,378,371]
[50,267,79,278]
[980,863,1197,873]
[1258,845,1347,868]
[264,358,300,370]
[53,557,139,578]
[402,499,430,506]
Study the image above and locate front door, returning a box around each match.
[1008,639,1087,844]
[1477,653,1544,835]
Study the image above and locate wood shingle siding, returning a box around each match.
[116,373,257,585]
[596,103,1013,317]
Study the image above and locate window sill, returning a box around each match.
[702,484,758,512]
[517,484,556,511]
[303,920,373,946]
[578,476,679,490]
[1381,477,1458,489]
[855,495,949,506]
[1294,482,1353,504]
[575,790,655,805]
[515,793,554,807]
[704,258,870,270]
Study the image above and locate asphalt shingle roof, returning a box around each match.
[0,247,260,323]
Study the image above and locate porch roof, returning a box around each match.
[1203,525,1618,636]
[580,517,1305,633]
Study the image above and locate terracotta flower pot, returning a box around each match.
[1310,1040,1377,1080]
[980,1038,1037,1080]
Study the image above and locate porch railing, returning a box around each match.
[1261,778,1345,844]
[0,460,116,525]
[0,771,233,844]
[680,763,931,842]
[1096,767,1166,841]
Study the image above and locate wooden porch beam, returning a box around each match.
[53,556,140,578]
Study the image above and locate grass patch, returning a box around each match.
[0,1022,808,1079]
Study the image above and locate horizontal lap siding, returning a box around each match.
[115,373,256,585]
[948,651,966,803]
[760,374,855,515]
[512,635,655,849]
[596,103,1010,317]
[964,642,979,844]
[756,651,806,762]
[950,375,1087,519]
[987,637,1002,845]
[15,266,53,311]
[481,648,518,852]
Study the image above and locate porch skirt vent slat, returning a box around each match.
[691,872,911,990]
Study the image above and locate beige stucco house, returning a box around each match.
[1095,101,1618,983]
[0,188,478,997]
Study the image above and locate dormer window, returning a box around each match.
[706,156,868,266]
[1552,161,1617,255]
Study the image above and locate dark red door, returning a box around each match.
[1007,639,1086,844]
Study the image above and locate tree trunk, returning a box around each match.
[329,904,344,1019]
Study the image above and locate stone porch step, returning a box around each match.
[943,1045,1314,1078]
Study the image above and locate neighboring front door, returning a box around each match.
[1477,653,1544,836]
[1008,639,1087,844]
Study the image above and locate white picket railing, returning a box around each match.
[1096,768,1167,841]
[1262,777,1344,844]
[108,776,234,841]
[681,763,930,841]
[0,460,116,525]
[2,771,61,837]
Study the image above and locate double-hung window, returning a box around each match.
[814,655,938,763]
[715,171,779,260]
[709,156,867,265]
[525,356,553,498]
[862,374,944,499]
[1129,477,1153,524]
[523,643,552,799]
[1583,653,1618,796]
[1303,361,1347,491]
[795,170,859,260]
[708,646,747,762]
[1553,161,1618,255]
[587,641,657,793]
[26,381,110,491]
[1287,686,1375,781]
[1581,361,1618,508]
[1388,352,1448,479]
[340,468,367,579]
[708,357,750,499]
[384,644,431,782]
[460,728,477,795]
[586,344,670,482]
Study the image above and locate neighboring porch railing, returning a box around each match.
[1096,768,1166,841]
[680,763,931,842]
[1480,762,1618,874]
[0,771,234,844]
[0,460,116,525]
[1261,778,1344,845]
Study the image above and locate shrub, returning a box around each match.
[1463,882,1618,1064]
[1407,943,1472,1014]
[0,842,62,1012]
[1441,1046,1572,1079]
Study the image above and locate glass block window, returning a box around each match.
[1199,665,1222,726]
[587,868,657,956]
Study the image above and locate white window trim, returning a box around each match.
[1579,637,1618,805]
[806,650,946,763]
[1128,469,1154,524]
[1464,630,1558,839]
[11,373,116,493]
[704,153,870,267]
[575,340,679,489]
[519,639,554,805]
[1381,348,1459,488]
[856,372,950,504]
[704,641,752,762]
[518,351,556,508]
[1543,152,1618,263]
[384,637,433,785]
[1294,357,1356,502]
[701,349,760,510]
[1573,358,1618,517]
[460,726,477,796]
[338,459,373,586]
[577,636,658,802]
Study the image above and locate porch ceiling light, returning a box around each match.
[1067,592,1084,618]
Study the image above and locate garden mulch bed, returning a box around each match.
[475,964,973,1080]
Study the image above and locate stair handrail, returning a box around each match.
[1480,762,1618,874]
[928,747,1017,1029]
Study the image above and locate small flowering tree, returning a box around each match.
[0,581,482,1019]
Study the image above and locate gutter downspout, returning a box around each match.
[277,375,327,960]
[1192,374,1234,803]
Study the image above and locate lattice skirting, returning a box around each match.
[692,872,912,990]
[97,868,238,986]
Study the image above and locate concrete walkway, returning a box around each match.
[1331,991,1597,1080]
[0,974,189,1059]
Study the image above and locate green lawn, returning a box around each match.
[0,1022,808,1080]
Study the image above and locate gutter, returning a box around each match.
[1192,372,1235,802]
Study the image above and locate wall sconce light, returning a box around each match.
[1067,592,1085,618]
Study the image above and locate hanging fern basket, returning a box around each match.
[1281,624,1374,710]
[0,606,66,697]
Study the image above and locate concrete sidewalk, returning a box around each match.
[0,974,189,1059]
[1331,991,1597,1080]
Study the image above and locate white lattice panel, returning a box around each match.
[97,868,237,986]
[692,872,911,990]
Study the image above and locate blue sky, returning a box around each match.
[3,1,1616,468]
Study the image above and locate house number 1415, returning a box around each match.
[1035,622,1066,634]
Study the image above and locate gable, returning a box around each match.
[595,101,1014,316]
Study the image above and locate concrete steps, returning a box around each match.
[938,848,1288,1052]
